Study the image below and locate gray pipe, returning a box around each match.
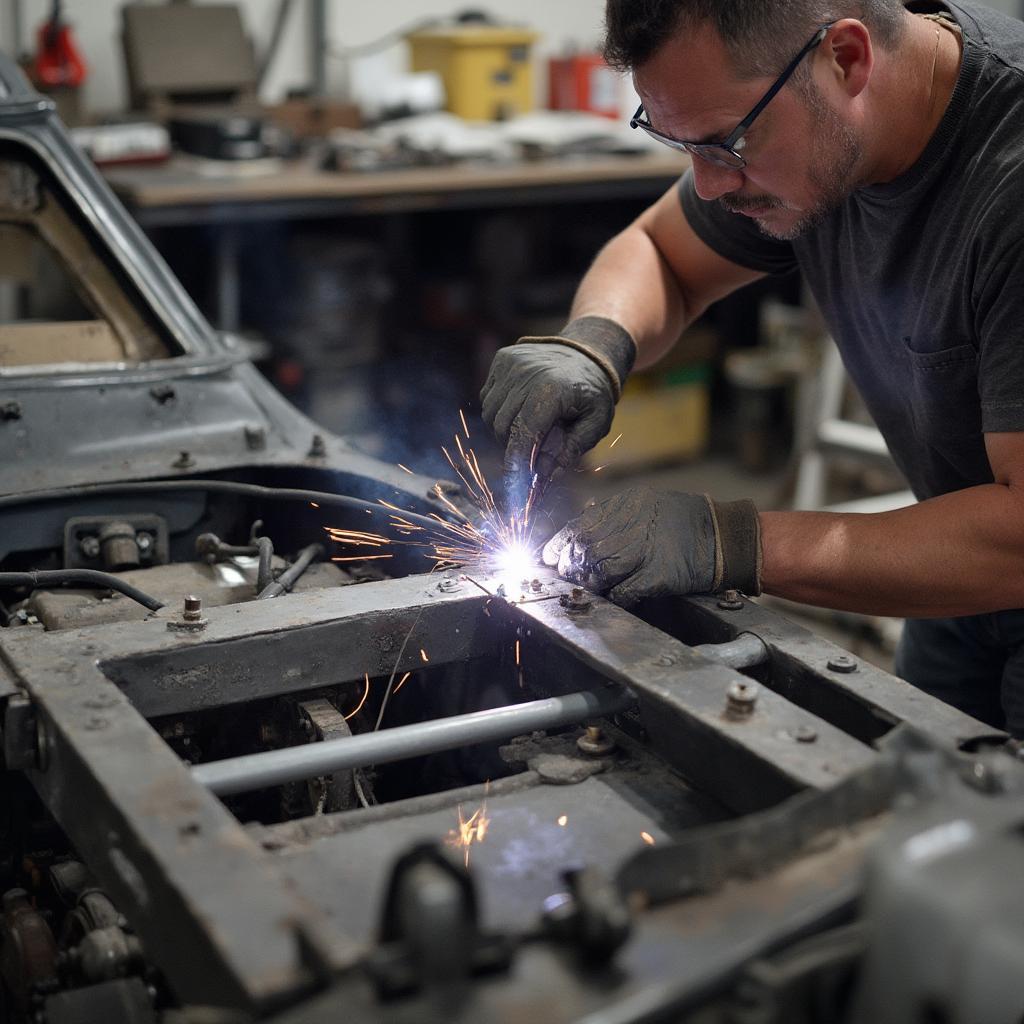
[693,633,769,670]
[193,686,632,796]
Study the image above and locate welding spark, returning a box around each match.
[557,814,568,827]
[393,671,412,695]
[446,791,490,867]
[397,463,414,475]
[515,639,520,666]
[420,648,429,663]
[640,831,656,846]
[344,673,371,721]
[324,412,543,591]
[310,502,320,508]
[610,433,623,449]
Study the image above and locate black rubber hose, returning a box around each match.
[254,535,275,594]
[258,543,323,599]
[0,570,164,612]
[0,479,451,533]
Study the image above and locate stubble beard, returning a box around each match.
[720,86,862,241]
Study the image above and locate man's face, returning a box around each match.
[634,22,863,240]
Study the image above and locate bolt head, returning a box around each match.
[795,725,818,743]
[718,589,744,611]
[79,535,101,559]
[827,655,858,674]
[725,680,759,718]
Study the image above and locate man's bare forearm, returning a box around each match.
[568,225,691,371]
[760,483,1024,617]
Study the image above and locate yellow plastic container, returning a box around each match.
[407,26,539,121]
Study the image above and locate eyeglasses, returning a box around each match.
[630,23,833,169]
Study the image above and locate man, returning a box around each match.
[480,0,1024,735]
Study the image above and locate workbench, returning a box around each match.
[103,152,689,332]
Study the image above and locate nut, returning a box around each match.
[795,724,818,744]
[725,680,759,719]
[78,535,101,560]
[827,655,857,674]
[560,587,592,613]
[531,579,543,593]
[437,577,461,593]
[308,433,327,458]
[576,725,616,756]
[717,589,744,611]
[172,451,195,470]
[167,594,208,633]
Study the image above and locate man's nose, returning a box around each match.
[690,156,745,201]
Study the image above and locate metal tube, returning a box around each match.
[193,686,632,796]
[693,633,769,670]
[0,570,164,612]
[258,542,323,599]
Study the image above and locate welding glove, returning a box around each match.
[542,487,762,608]
[480,316,636,507]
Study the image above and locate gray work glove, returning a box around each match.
[542,487,762,608]
[480,316,636,508]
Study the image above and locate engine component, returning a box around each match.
[0,888,58,1011]
[65,515,171,573]
[367,843,513,1000]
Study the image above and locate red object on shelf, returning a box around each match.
[33,9,87,89]
[547,52,620,119]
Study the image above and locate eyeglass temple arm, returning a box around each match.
[724,24,832,145]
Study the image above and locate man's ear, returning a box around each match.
[824,19,873,99]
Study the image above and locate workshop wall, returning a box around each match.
[1,1,614,118]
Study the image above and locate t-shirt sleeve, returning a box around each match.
[678,168,799,276]
[976,235,1024,433]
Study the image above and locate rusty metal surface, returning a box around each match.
[663,594,1003,748]
[503,589,879,813]
[269,767,707,943]
[0,566,1001,1016]
[29,560,347,631]
[266,823,881,1024]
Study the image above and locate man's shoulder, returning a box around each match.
[951,0,1024,72]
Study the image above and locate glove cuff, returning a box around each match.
[516,316,636,402]
[707,497,762,596]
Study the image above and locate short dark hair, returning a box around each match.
[603,1,907,79]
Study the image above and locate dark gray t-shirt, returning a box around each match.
[681,0,1024,501]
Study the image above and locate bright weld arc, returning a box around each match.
[325,413,543,583]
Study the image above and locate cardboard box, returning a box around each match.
[585,366,710,472]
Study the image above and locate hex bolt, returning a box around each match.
[308,433,327,458]
[244,425,267,451]
[0,400,22,421]
[827,655,858,674]
[135,532,154,555]
[717,589,744,611]
[561,586,593,613]
[78,535,101,560]
[172,450,195,470]
[795,725,818,743]
[168,595,208,633]
[437,577,461,593]
[577,725,616,756]
[725,680,759,719]
[531,579,543,593]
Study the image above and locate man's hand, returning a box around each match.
[480,317,636,507]
[542,487,762,608]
